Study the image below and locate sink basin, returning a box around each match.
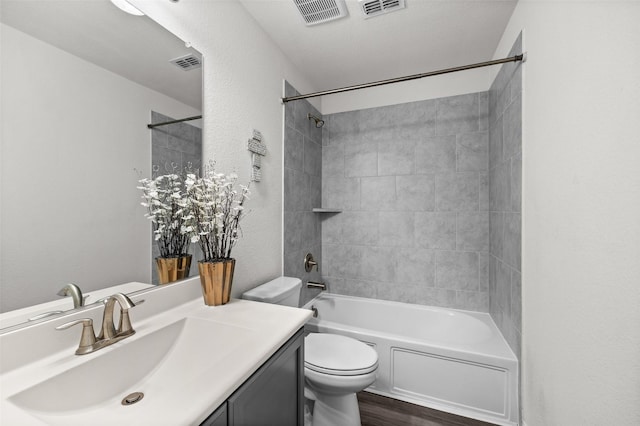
[7,317,253,425]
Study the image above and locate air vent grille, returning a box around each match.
[170,54,202,71]
[294,0,348,26]
[359,0,405,18]
[363,2,381,14]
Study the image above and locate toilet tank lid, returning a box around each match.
[242,276,301,303]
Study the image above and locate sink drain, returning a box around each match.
[121,392,144,406]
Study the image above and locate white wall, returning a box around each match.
[0,11,4,315]
[0,24,200,311]
[493,2,640,425]
[130,0,319,297]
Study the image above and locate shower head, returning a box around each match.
[307,113,325,128]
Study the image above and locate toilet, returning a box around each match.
[243,277,378,426]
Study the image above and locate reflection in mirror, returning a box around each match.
[149,111,203,285]
[0,0,203,327]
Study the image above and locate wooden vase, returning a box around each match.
[155,254,192,285]
[198,259,236,306]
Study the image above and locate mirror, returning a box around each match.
[0,0,203,328]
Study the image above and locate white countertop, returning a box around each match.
[0,278,312,425]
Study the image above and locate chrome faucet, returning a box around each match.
[57,283,85,308]
[98,293,137,340]
[56,293,142,355]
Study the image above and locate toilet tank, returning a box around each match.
[242,277,302,307]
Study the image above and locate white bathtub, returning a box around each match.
[303,293,519,426]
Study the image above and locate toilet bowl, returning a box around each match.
[243,277,379,426]
[304,333,378,426]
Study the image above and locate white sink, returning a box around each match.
[4,315,254,425]
[1,280,312,425]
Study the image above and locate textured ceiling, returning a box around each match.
[239,0,517,91]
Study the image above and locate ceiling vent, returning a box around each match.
[293,0,348,26]
[358,0,405,18]
[169,54,202,71]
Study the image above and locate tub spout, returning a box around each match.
[307,281,326,291]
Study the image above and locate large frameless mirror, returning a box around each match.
[0,0,202,329]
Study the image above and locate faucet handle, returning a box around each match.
[304,253,318,272]
[117,298,143,337]
[56,318,97,355]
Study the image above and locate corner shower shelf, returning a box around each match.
[312,208,342,213]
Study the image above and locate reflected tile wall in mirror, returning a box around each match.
[150,111,202,285]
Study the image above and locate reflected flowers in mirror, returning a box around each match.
[137,165,193,284]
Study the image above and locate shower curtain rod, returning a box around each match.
[281,54,525,103]
[147,114,202,129]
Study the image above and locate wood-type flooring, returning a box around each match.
[358,392,498,426]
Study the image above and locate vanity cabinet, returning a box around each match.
[200,328,305,426]
[201,404,227,426]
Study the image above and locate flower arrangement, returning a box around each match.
[137,168,191,258]
[137,160,249,300]
[183,161,250,262]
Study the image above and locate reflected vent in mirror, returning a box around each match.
[170,54,202,71]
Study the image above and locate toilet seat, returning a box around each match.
[305,333,378,376]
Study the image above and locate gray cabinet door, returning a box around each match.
[227,329,304,426]
[201,403,227,426]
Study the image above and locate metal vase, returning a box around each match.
[155,254,192,285]
[198,259,235,306]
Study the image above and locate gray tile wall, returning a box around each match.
[150,111,202,285]
[283,82,324,306]
[320,93,491,311]
[488,34,523,359]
